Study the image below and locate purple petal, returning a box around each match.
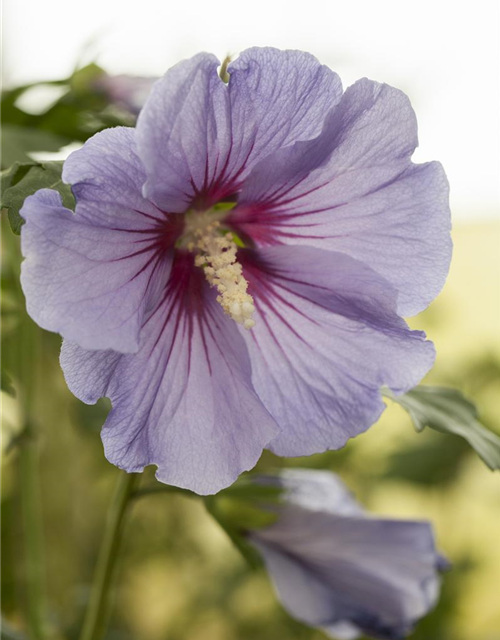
[239,245,435,456]
[234,78,417,207]
[226,48,342,182]
[250,469,444,640]
[230,79,451,316]
[62,127,166,229]
[259,469,365,517]
[136,53,232,212]
[60,254,279,495]
[136,48,342,212]
[20,188,173,353]
[253,511,442,640]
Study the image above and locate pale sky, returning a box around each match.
[3,0,500,221]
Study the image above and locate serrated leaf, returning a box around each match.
[1,161,36,193]
[1,161,75,234]
[386,385,500,470]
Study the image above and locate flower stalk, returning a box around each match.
[79,471,139,640]
[19,431,49,640]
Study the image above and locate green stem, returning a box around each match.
[16,300,53,640]
[79,471,139,640]
[19,433,50,640]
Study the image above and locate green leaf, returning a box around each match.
[1,161,75,234]
[1,161,36,193]
[69,62,105,93]
[1,124,70,168]
[384,430,469,486]
[386,385,500,470]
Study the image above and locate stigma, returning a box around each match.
[185,216,256,330]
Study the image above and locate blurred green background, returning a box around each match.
[2,64,500,640]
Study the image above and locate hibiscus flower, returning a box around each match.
[20,48,451,494]
[249,469,447,640]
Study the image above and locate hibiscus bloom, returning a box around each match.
[249,469,447,640]
[20,48,451,494]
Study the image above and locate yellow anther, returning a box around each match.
[183,210,256,330]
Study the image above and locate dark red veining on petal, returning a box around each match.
[239,249,317,345]
[189,140,257,211]
[106,207,185,246]
[224,174,338,245]
[227,201,334,246]
[156,251,207,322]
[143,250,218,374]
[226,166,414,247]
[101,211,186,319]
[142,247,265,383]
[109,212,183,271]
[242,248,409,339]
[190,176,239,211]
